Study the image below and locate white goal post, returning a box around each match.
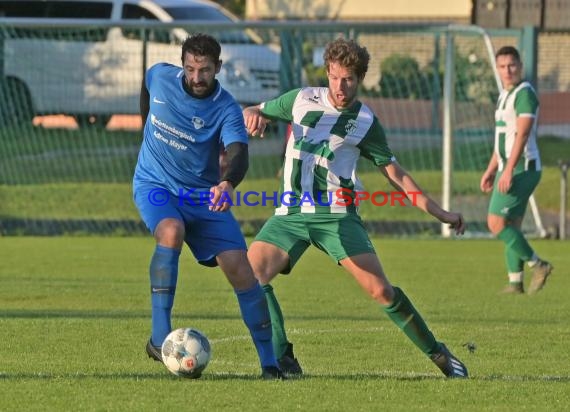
[441,25,546,238]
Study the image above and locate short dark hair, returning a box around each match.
[181,33,221,63]
[495,45,521,62]
[323,38,370,79]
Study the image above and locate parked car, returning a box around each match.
[0,0,281,126]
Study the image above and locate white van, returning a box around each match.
[0,0,281,126]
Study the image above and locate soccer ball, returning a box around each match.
[161,328,211,378]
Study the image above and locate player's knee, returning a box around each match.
[248,249,285,285]
[154,219,185,248]
[248,257,280,285]
[218,251,259,289]
[487,216,504,235]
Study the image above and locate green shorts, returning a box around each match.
[254,213,376,274]
[488,170,541,219]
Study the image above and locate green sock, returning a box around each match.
[262,284,289,358]
[383,287,440,355]
[505,247,524,273]
[497,226,534,262]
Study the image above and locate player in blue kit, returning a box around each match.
[133,33,282,379]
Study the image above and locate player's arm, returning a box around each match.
[220,142,248,188]
[379,162,466,235]
[243,105,268,137]
[140,77,150,126]
[243,88,300,137]
[210,142,249,212]
[480,152,499,193]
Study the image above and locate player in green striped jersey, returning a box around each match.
[480,46,553,295]
[243,38,468,378]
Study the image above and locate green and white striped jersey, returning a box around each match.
[494,81,541,172]
[260,87,395,214]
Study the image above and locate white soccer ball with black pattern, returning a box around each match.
[161,328,211,378]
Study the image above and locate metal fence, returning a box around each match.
[0,20,567,235]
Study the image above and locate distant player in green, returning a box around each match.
[480,46,553,295]
[242,38,469,378]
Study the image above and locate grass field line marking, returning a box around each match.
[210,326,387,344]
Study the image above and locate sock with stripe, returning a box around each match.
[508,271,524,284]
[505,246,524,274]
[383,286,440,355]
[149,245,180,347]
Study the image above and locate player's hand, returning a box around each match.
[209,181,234,212]
[479,171,495,193]
[497,170,513,193]
[444,212,466,235]
[243,106,268,137]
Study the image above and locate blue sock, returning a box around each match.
[235,283,278,368]
[149,245,180,346]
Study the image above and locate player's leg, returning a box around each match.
[248,242,289,356]
[249,214,309,376]
[340,255,437,353]
[133,186,185,360]
[249,240,303,375]
[490,214,526,293]
[488,170,552,294]
[185,206,281,378]
[312,214,467,377]
[339,254,434,349]
[340,253,468,378]
[216,249,282,378]
[147,219,184,354]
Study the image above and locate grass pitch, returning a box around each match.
[0,237,569,411]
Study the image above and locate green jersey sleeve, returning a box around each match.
[515,87,539,116]
[260,88,302,122]
[357,117,394,167]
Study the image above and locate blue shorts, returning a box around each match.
[133,184,246,267]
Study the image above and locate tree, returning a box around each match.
[379,54,432,99]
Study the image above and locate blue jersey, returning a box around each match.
[133,63,248,197]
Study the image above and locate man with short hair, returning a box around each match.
[243,37,469,378]
[134,33,282,379]
[480,45,553,295]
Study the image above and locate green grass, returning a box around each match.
[537,136,570,166]
[1,237,569,411]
